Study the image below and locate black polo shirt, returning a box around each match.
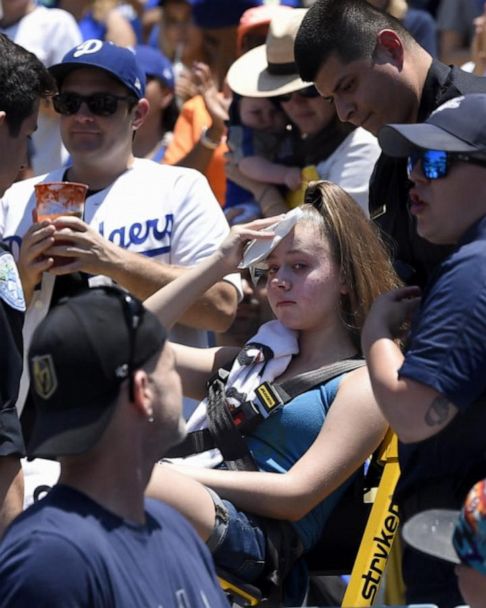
[369,60,486,287]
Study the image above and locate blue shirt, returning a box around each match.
[399,215,486,409]
[396,215,486,502]
[247,374,355,551]
[0,485,229,608]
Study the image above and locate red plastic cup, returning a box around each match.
[34,181,88,222]
[34,181,88,267]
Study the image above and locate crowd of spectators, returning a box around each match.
[0,1,485,607]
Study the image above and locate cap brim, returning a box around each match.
[226,45,309,98]
[49,62,142,98]
[378,123,483,157]
[27,398,117,459]
[239,207,304,269]
[402,509,461,565]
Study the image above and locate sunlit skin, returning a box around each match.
[313,38,426,136]
[58,68,148,189]
[0,106,38,197]
[148,343,186,460]
[60,69,140,161]
[279,92,336,137]
[455,563,486,608]
[264,222,347,334]
[409,159,486,244]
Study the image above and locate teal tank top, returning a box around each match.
[246,374,356,551]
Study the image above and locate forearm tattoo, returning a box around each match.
[424,396,453,427]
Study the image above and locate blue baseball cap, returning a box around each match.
[135,45,175,91]
[50,39,146,99]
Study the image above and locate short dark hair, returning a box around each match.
[0,34,56,136]
[294,0,416,83]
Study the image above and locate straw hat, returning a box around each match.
[226,8,312,98]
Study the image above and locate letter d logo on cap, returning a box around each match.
[73,39,104,58]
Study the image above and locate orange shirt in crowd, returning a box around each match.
[163,95,228,206]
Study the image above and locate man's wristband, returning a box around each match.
[200,127,221,150]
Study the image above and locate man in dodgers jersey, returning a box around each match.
[0,40,240,427]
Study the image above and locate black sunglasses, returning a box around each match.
[273,85,320,104]
[52,92,136,117]
[407,149,486,180]
[119,291,145,402]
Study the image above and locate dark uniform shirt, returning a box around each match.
[396,215,486,509]
[393,216,486,608]
[0,242,25,456]
[369,60,486,287]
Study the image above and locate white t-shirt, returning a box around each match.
[0,159,241,416]
[0,7,82,175]
[316,127,380,215]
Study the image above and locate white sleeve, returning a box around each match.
[316,128,381,216]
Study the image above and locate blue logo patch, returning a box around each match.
[0,251,26,312]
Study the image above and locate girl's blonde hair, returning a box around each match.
[302,180,400,351]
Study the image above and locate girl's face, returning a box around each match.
[264,222,345,332]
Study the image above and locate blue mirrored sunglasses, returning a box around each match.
[407,149,486,180]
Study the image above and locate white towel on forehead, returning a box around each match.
[170,320,299,468]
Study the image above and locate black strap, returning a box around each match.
[279,358,365,398]
[206,373,258,471]
[166,358,365,462]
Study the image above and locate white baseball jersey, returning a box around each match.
[0,159,241,416]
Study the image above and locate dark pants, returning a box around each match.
[402,544,465,608]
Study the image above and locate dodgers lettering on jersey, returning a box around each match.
[98,214,174,258]
[3,214,174,262]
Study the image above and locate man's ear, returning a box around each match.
[375,29,405,68]
[132,98,150,130]
[131,369,153,419]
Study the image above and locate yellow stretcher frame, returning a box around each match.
[342,430,401,607]
[218,430,401,607]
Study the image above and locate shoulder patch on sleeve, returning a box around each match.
[0,251,26,312]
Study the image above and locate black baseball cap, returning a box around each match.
[27,287,167,459]
[379,94,486,157]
